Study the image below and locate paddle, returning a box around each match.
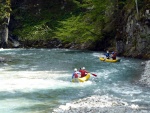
[91,73,97,77]
[87,72,97,77]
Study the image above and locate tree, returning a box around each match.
[0,0,11,48]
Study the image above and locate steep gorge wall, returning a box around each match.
[115,1,150,59]
[123,11,150,58]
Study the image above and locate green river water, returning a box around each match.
[0,48,149,113]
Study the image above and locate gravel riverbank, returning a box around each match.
[139,60,150,87]
[52,95,149,113]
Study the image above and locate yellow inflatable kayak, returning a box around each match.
[99,57,120,63]
[72,73,90,82]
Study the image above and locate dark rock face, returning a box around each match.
[116,9,150,59]
[124,14,150,58]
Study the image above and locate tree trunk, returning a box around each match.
[1,16,10,48]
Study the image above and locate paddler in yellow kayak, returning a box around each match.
[79,67,88,77]
[72,68,81,82]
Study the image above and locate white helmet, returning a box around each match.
[74,68,77,71]
[82,67,85,69]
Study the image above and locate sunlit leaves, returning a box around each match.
[55,15,94,43]
[10,0,128,44]
[0,0,11,23]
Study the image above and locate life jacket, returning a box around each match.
[74,73,78,78]
[79,70,88,77]
[105,53,110,58]
[112,53,117,59]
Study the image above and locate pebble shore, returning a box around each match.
[52,95,149,113]
[139,60,150,86]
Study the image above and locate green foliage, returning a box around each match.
[11,0,127,45]
[54,14,94,43]
[14,23,54,41]
[13,7,57,40]
[54,0,114,43]
[86,0,112,36]
[12,0,99,43]
[0,0,11,24]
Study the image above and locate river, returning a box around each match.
[0,48,149,113]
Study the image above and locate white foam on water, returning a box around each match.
[21,53,35,56]
[0,69,93,113]
[0,48,13,51]
[131,99,142,102]
[0,70,92,93]
[0,98,44,113]
[92,52,103,57]
[96,68,118,79]
[111,83,142,95]
[109,83,146,103]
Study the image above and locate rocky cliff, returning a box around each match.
[115,1,150,59]
[123,11,150,59]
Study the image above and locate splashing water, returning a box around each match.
[0,49,149,113]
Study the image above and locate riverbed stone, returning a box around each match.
[52,95,149,113]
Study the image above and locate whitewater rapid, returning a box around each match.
[52,60,150,113]
[0,49,149,113]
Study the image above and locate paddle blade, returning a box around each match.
[92,73,97,77]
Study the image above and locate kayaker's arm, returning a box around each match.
[72,73,74,79]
